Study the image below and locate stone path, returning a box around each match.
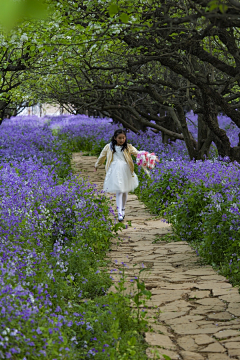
[72,153,240,360]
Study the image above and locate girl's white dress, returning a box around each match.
[103,146,139,193]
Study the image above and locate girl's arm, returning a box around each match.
[94,144,109,169]
[128,144,139,157]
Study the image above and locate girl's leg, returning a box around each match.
[116,192,123,216]
[122,192,128,217]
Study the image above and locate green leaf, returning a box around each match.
[119,13,129,23]
[208,0,219,11]
[128,336,137,346]
[108,4,119,16]
[142,289,152,297]
[219,3,228,13]
[137,282,145,291]
[162,355,172,360]
[208,0,227,12]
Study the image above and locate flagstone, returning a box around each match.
[212,287,235,296]
[163,243,191,248]
[145,332,176,350]
[133,244,155,250]
[195,282,232,291]
[177,336,198,351]
[159,311,188,322]
[207,355,232,360]
[228,303,240,317]
[108,256,132,263]
[180,351,204,360]
[214,330,240,339]
[135,255,164,263]
[196,298,225,307]
[151,288,187,297]
[149,323,171,334]
[163,254,195,263]
[184,268,216,275]
[196,320,216,326]
[207,312,234,321]
[228,348,240,357]
[190,305,226,315]
[161,246,194,254]
[171,325,225,335]
[131,241,155,247]
[171,323,199,334]
[162,275,197,282]
[220,337,240,344]
[150,265,177,271]
[160,304,192,316]
[149,249,172,255]
[219,293,240,302]
[159,283,197,290]
[127,216,150,220]
[199,342,226,352]
[167,315,205,325]
[224,342,240,349]
[193,334,216,346]
[189,291,211,299]
[200,275,227,281]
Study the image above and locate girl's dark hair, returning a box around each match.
[111,129,128,153]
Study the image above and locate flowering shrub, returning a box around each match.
[0,116,148,359]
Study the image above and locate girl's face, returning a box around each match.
[115,133,126,146]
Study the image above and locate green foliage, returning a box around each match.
[166,182,213,243]
[108,3,119,16]
[58,132,107,157]
[135,165,187,216]
[208,0,228,13]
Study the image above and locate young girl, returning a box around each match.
[94,129,158,221]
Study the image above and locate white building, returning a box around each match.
[20,104,71,116]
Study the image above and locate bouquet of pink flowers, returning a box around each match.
[136,151,157,175]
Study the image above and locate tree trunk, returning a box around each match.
[202,92,231,159]
[0,101,9,125]
[196,114,212,159]
[176,105,197,160]
[162,133,172,144]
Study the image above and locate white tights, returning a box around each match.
[116,192,128,215]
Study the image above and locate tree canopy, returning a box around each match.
[1,0,240,161]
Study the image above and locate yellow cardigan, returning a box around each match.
[95,143,139,174]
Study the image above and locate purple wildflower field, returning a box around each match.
[0,116,136,359]
[1,112,240,358]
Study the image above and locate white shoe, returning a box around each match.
[122,209,125,219]
[118,214,123,222]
